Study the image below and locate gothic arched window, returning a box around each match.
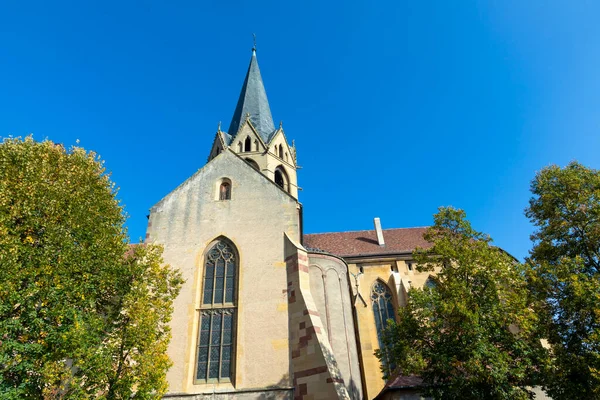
[278,145,284,159]
[196,239,238,383]
[372,281,396,374]
[245,158,260,171]
[274,166,289,193]
[425,277,437,290]
[244,136,251,152]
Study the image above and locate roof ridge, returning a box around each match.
[305,226,430,236]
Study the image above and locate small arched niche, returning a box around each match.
[216,177,232,201]
[274,166,290,193]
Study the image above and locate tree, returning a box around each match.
[0,137,183,399]
[379,207,546,399]
[525,161,600,399]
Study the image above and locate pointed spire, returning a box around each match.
[227,44,276,143]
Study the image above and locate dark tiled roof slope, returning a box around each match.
[227,50,276,143]
[374,373,424,399]
[303,227,431,258]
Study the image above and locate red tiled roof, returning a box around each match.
[374,373,425,399]
[303,227,431,258]
[385,373,424,389]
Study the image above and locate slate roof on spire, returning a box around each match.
[227,49,276,143]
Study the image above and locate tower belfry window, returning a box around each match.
[245,158,260,171]
[275,171,284,188]
[278,145,283,159]
[274,166,289,192]
[196,239,238,383]
[244,137,251,152]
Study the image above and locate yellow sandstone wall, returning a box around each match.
[147,150,300,398]
[348,258,437,399]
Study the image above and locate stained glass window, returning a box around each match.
[197,240,237,382]
[372,281,396,374]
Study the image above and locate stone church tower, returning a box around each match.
[146,47,362,399]
[206,47,298,199]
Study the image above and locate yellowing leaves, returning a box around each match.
[0,137,181,398]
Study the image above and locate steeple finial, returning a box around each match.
[252,33,257,55]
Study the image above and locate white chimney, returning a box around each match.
[374,217,385,246]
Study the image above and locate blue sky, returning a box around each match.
[1,1,599,261]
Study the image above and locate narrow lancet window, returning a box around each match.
[274,166,289,193]
[275,170,284,188]
[196,240,237,383]
[244,136,251,152]
[372,281,396,375]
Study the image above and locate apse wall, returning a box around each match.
[307,252,363,400]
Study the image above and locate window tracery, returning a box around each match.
[372,281,396,374]
[196,240,237,382]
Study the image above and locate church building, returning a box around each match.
[145,46,436,400]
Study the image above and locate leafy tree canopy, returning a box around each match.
[526,161,600,399]
[379,207,546,400]
[0,137,183,399]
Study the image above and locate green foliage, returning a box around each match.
[0,137,183,399]
[526,162,600,399]
[379,207,546,400]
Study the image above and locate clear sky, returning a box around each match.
[2,1,599,261]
